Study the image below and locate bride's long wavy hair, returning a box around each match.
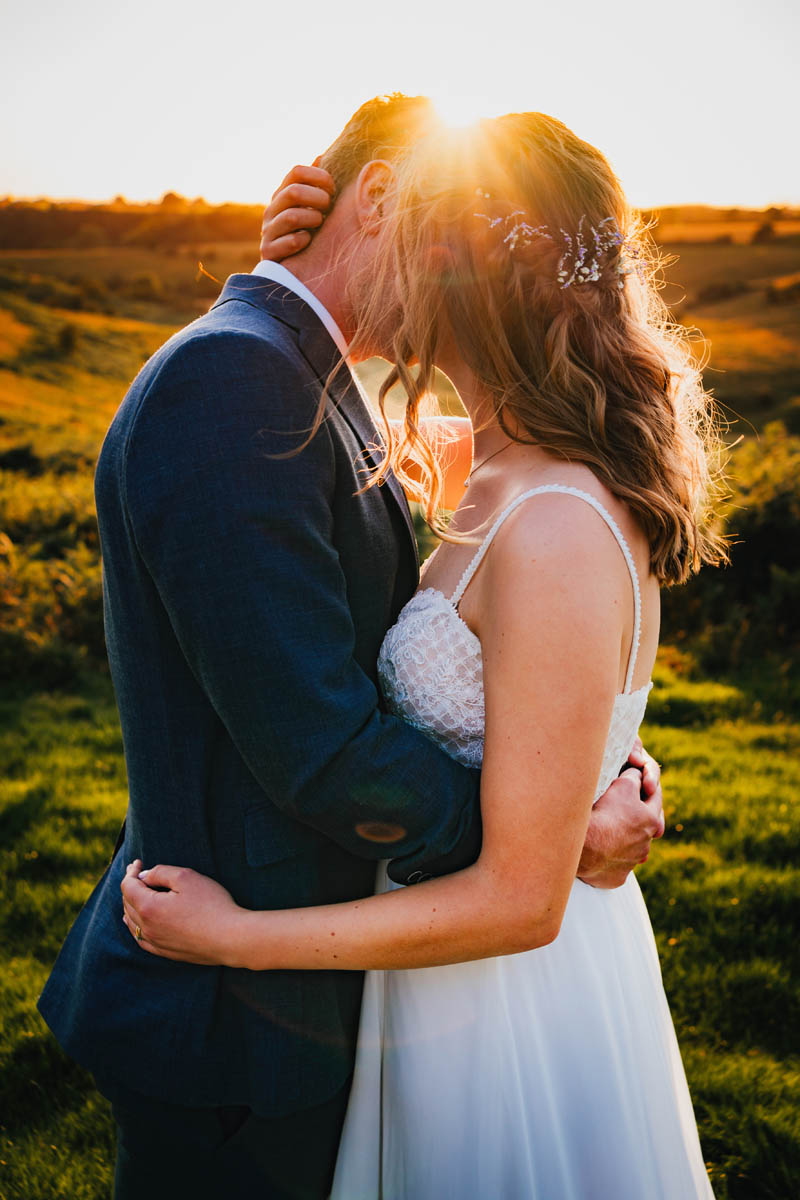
[339,111,726,586]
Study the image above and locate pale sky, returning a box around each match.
[3,0,798,209]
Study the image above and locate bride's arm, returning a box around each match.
[122,501,647,970]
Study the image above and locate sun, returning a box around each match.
[430,91,490,131]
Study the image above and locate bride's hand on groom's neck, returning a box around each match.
[260,163,336,263]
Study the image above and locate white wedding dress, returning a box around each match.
[331,485,714,1199]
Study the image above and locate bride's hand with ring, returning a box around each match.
[121,860,247,966]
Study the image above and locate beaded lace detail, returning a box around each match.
[377,486,652,793]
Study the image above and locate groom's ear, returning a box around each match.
[354,160,395,233]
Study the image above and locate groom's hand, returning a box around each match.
[577,739,664,889]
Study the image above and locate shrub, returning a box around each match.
[73,222,106,248]
[56,322,78,357]
[80,276,112,310]
[0,444,44,475]
[661,422,800,686]
[765,276,800,306]
[0,267,85,311]
[1,467,97,551]
[124,271,164,301]
[751,221,775,244]
[696,280,750,305]
[0,534,104,685]
[0,460,103,685]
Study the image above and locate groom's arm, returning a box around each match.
[124,329,480,883]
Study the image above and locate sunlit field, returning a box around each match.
[1,202,799,1198]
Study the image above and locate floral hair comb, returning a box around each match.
[474,191,642,290]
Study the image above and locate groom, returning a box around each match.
[39,94,664,1199]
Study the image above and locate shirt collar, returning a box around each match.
[250,260,349,360]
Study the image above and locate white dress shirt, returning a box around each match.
[250,260,349,360]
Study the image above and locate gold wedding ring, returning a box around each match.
[134,924,143,941]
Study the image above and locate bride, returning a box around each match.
[121,112,723,1197]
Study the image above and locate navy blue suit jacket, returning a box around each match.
[38,275,481,1117]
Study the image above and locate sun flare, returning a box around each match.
[431,92,490,131]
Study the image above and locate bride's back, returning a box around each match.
[420,455,660,699]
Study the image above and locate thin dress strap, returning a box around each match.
[450,484,643,694]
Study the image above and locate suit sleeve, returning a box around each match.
[123,329,481,883]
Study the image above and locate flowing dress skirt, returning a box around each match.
[331,868,713,1199]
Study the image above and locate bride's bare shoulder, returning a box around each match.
[471,488,630,689]
[474,468,646,606]
[505,462,649,564]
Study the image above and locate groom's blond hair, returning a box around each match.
[318,94,436,192]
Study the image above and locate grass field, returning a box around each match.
[1,217,799,1198]
[2,665,798,1198]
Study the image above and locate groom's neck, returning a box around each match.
[284,238,354,345]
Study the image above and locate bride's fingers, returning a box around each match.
[122,896,143,931]
[122,911,220,965]
[265,207,326,239]
[265,182,332,218]
[260,204,329,261]
[260,230,313,261]
[260,208,325,260]
[270,164,335,202]
[261,170,334,262]
[123,912,171,957]
[122,907,156,951]
[120,869,151,906]
[120,870,163,931]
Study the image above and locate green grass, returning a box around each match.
[1,232,799,1197]
[637,694,800,1196]
[1,666,798,1197]
[0,678,125,1200]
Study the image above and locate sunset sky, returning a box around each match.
[4,0,798,209]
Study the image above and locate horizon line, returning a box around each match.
[2,191,800,215]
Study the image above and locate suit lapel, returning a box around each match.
[212,276,419,569]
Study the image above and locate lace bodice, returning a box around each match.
[377,485,652,795]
